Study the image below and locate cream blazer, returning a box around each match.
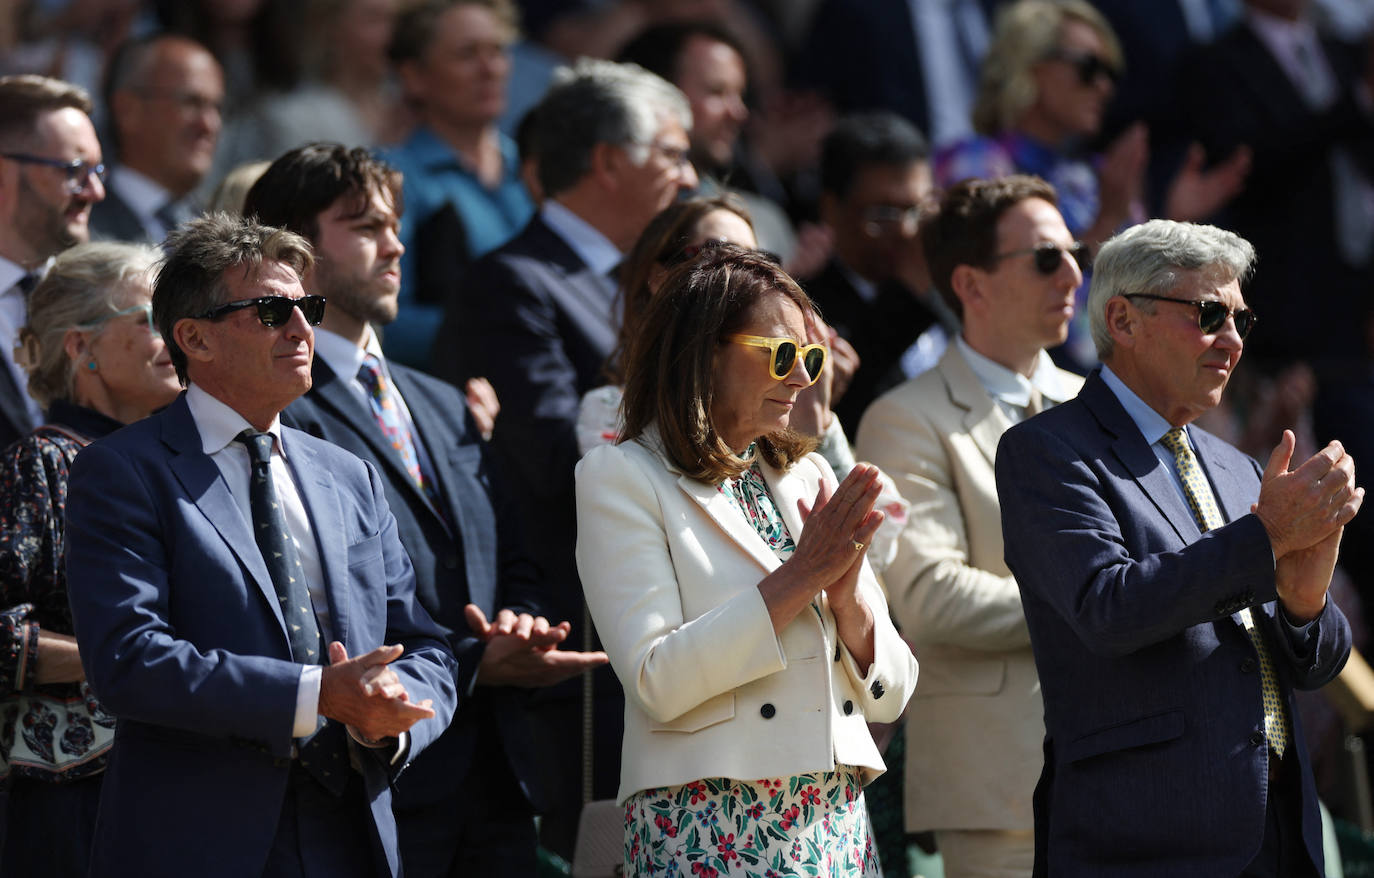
[856,345,1082,832]
[575,433,917,803]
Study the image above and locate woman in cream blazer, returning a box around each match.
[575,246,916,877]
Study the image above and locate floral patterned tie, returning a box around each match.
[1159,426,1290,757]
[357,354,432,500]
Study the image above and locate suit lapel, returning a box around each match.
[1081,372,1200,545]
[1192,429,1256,526]
[161,396,288,638]
[941,347,1010,469]
[285,433,351,647]
[676,473,783,573]
[0,359,34,440]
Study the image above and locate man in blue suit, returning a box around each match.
[996,219,1361,877]
[247,143,606,876]
[65,213,459,878]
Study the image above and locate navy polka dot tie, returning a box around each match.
[1160,427,1290,757]
[236,430,323,665]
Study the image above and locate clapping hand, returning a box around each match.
[464,604,609,688]
[319,642,436,743]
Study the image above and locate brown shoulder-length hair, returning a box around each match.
[605,194,754,384]
[620,244,818,484]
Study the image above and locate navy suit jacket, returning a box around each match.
[283,357,548,809]
[65,392,459,878]
[88,183,153,244]
[995,370,1350,877]
[432,213,617,633]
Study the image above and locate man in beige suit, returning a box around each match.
[856,174,1085,877]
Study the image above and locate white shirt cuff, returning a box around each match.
[293,664,322,737]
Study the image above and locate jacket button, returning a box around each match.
[843,700,854,715]
[760,703,776,719]
[1249,731,1266,747]
[870,680,885,699]
[1240,658,1256,673]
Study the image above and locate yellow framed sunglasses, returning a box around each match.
[726,334,828,386]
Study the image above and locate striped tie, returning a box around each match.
[1159,426,1290,757]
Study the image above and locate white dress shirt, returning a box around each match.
[956,336,1077,423]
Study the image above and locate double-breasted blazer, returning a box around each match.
[574,432,917,803]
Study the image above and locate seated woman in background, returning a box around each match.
[575,244,917,876]
[0,241,182,876]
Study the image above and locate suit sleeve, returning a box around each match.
[360,459,460,759]
[995,421,1279,658]
[804,454,918,724]
[452,256,584,503]
[858,392,1030,650]
[575,444,787,724]
[65,441,304,755]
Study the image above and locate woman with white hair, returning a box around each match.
[0,241,182,875]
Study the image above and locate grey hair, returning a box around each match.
[972,0,1121,136]
[154,212,314,383]
[18,241,161,408]
[531,58,691,197]
[1089,219,1256,360]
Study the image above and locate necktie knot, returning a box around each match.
[1159,426,1188,459]
[357,355,384,394]
[236,429,274,467]
[15,273,38,297]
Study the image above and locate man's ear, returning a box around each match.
[1104,296,1136,349]
[173,317,214,366]
[590,141,625,190]
[950,263,983,316]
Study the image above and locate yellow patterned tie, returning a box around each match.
[1159,427,1290,757]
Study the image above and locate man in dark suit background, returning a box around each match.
[1174,0,1374,372]
[65,213,458,877]
[91,34,223,244]
[249,143,606,877]
[806,111,955,436]
[432,57,697,857]
[996,218,1359,876]
[0,75,106,449]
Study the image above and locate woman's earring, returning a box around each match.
[86,360,97,371]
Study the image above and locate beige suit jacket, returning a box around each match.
[856,345,1083,831]
[575,433,918,803]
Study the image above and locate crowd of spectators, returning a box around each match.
[3,0,1374,876]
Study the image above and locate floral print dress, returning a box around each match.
[622,457,883,877]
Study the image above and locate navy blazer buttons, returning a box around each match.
[760,703,776,719]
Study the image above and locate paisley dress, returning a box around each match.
[622,455,883,877]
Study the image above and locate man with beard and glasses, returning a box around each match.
[250,143,606,877]
[0,75,106,448]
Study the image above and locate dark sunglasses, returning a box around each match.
[195,295,327,327]
[726,334,828,386]
[1123,293,1257,339]
[1043,48,1121,86]
[994,241,1091,275]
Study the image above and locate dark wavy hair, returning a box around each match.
[620,244,818,484]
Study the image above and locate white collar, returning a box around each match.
[312,325,382,384]
[955,335,1074,408]
[186,382,286,457]
[540,200,622,276]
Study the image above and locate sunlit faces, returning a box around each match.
[310,186,405,329]
[619,119,700,237]
[1120,269,1246,426]
[7,107,105,261]
[676,34,748,169]
[1028,18,1116,141]
[117,38,225,195]
[402,2,513,126]
[977,197,1081,358]
[85,278,181,421]
[830,160,932,283]
[711,291,813,452]
[192,260,316,416]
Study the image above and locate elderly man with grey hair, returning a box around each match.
[431,57,696,857]
[995,218,1360,877]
